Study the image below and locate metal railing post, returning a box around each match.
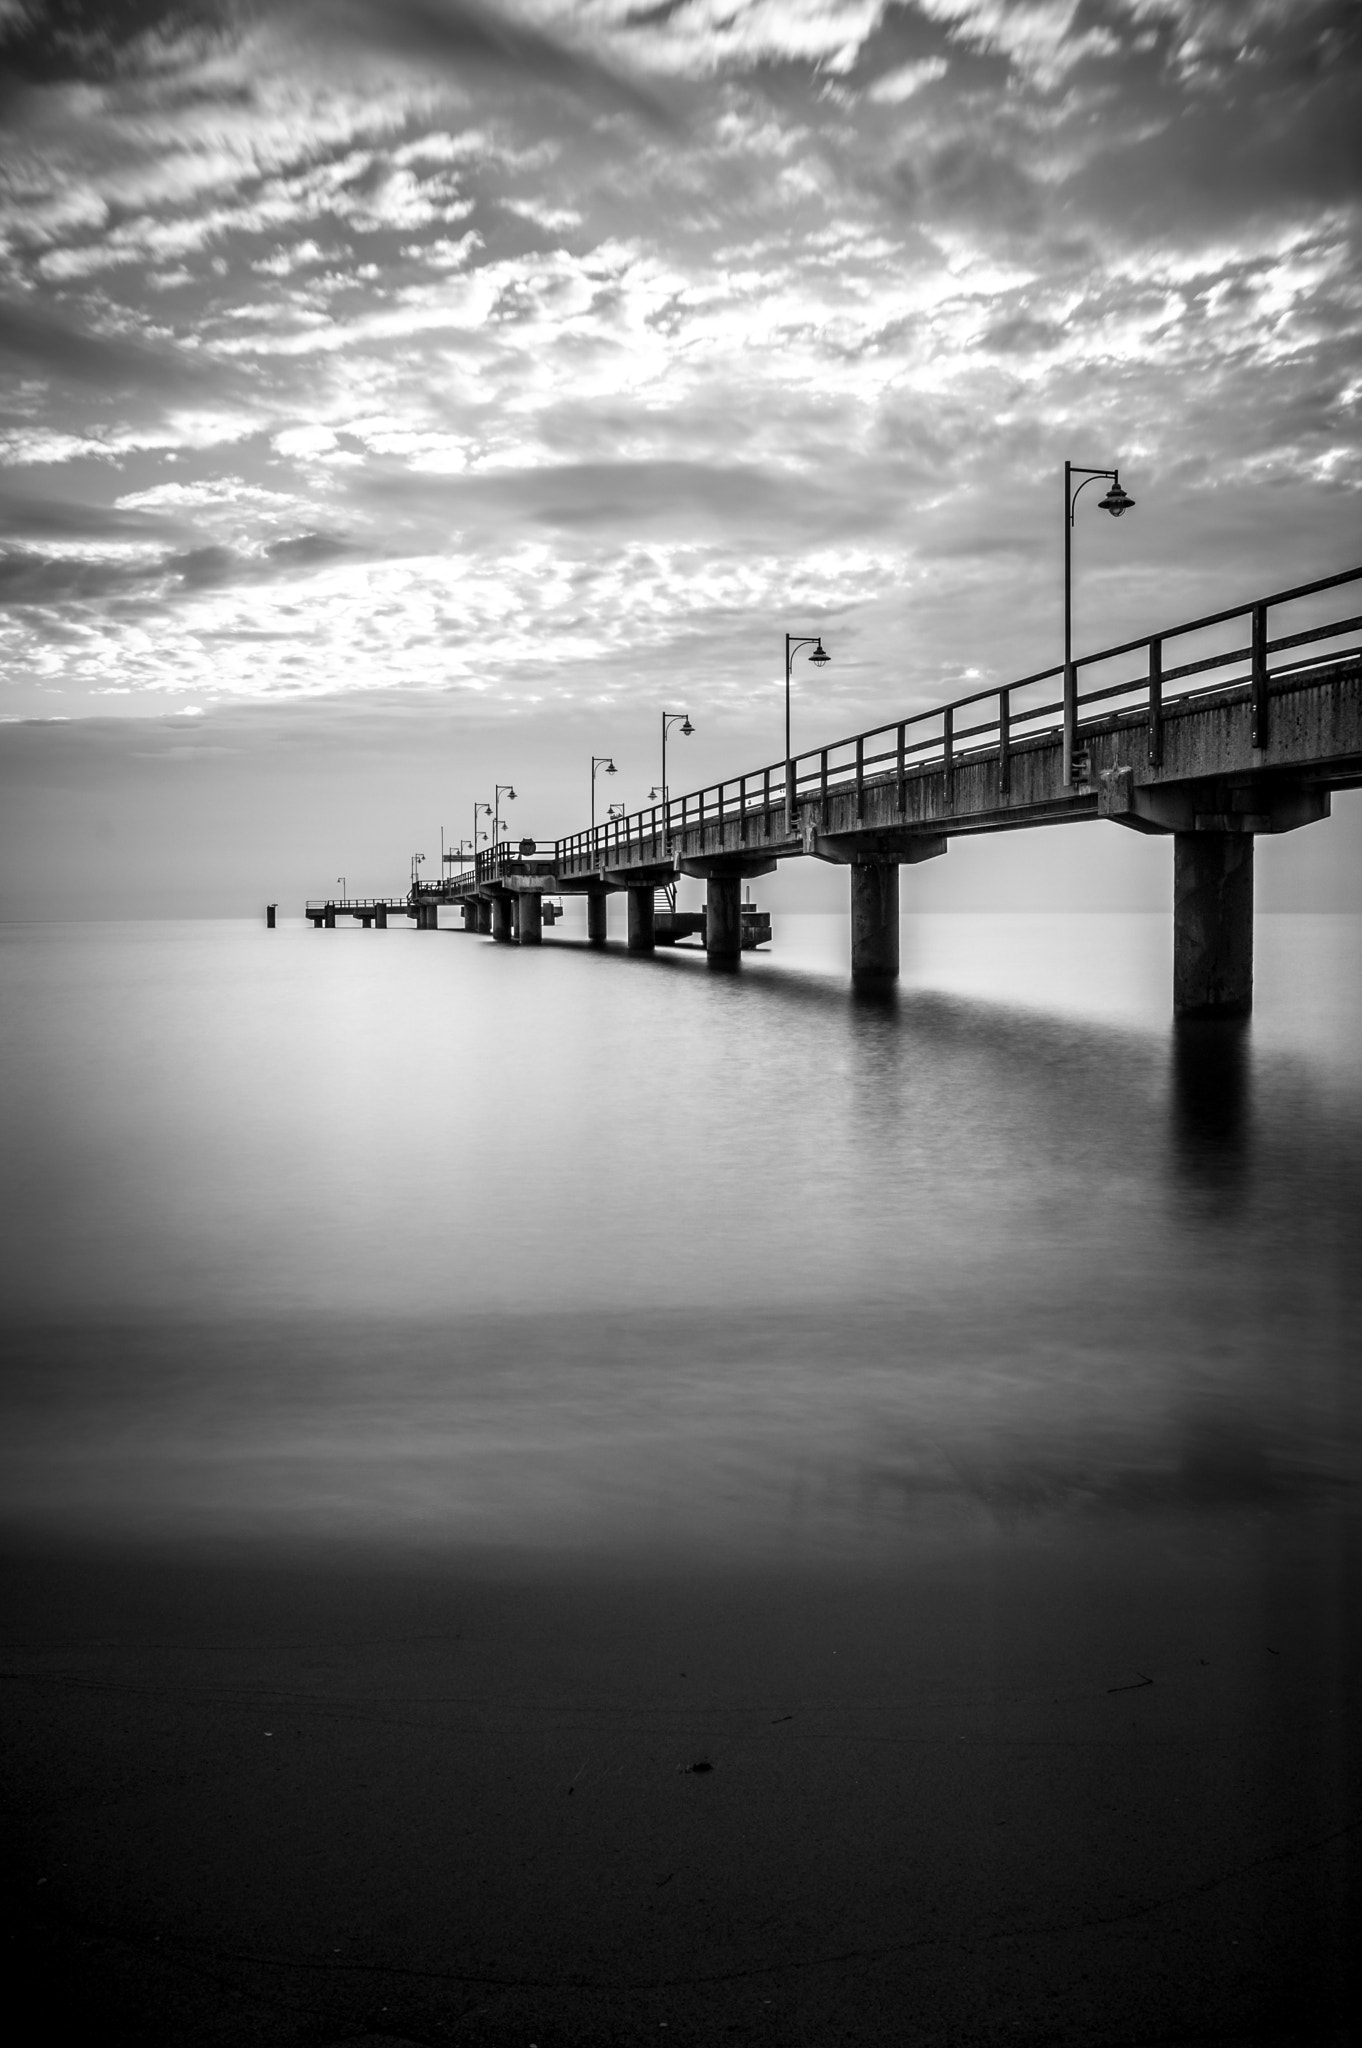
[943,706,954,807]
[998,688,1010,797]
[1148,637,1163,768]
[1252,602,1269,748]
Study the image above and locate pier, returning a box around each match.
[313,563,1362,1016]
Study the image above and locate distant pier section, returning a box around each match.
[305,564,1362,1017]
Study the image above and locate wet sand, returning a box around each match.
[3,1526,1357,2047]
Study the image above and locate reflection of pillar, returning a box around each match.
[627,886,655,954]
[266,904,276,929]
[519,892,543,946]
[587,892,608,945]
[1174,833,1253,1017]
[491,895,514,944]
[850,862,899,983]
[375,904,387,929]
[705,874,741,959]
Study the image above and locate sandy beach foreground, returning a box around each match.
[2,1527,1356,2048]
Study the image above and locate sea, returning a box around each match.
[2,908,1359,1566]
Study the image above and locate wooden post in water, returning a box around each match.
[705,874,741,960]
[1174,833,1253,1016]
[587,892,608,945]
[850,862,899,984]
[627,886,655,954]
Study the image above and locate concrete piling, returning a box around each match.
[705,874,742,960]
[627,886,655,954]
[518,892,543,946]
[850,861,899,984]
[587,892,608,945]
[324,906,336,929]
[375,904,387,929]
[1174,832,1253,1017]
[266,903,276,929]
[491,895,514,944]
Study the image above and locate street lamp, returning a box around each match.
[336,874,346,902]
[492,784,516,845]
[784,633,830,831]
[410,853,425,889]
[591,754,617,833]
[1063,461,1134,784]
[661,711,693,833]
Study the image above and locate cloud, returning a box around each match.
[273,0,684,129]
[0,491,187,542]
[0,296,218,396]
[358,456,899,541]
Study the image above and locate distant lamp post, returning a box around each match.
[784,634,830,831]
[471,802,491,873]
[337,874,347,902]
[660,712,693,831]
[410,853,425,890]
[1064,461,1135,784]
[492,784,516,845]
[591,754,617,833]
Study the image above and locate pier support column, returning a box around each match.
[266,904,276,929]
[850,861,899,984]
[324,907,336,929]
[1174,832,1253,1017]
[586,892,608,945]
[491,895,514,944]
[705,874,742,960]
[518,893,543,946]
[361,915,372,929]
[375,904,387,929]
[627,886,655,954]
[473,899,491,934]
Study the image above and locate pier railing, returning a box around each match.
[434,564,1362,888]
[550,562,1362,872]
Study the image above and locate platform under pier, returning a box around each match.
[850,862,899,984]
[1174,832,1253,1017]
[627,887,654,954]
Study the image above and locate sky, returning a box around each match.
[1,0,1360,913]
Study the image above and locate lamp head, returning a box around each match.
[1098,479,1134,517]
[680,717,694,736]
[506,787,517,801]
[810,640,830,666]
[606,759,617,774]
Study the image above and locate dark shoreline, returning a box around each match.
[3,1525,1357,2047]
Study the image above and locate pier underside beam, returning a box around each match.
[627,886,655,954]
[705,873,742,959]
[850,861,900,984]
[518,892,543,946]
[586,892,608,945]
[1174,831,1253,1017]
[491,895,514,945]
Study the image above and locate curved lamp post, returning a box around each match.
[661,712,693,835]
[492,784,516,847]
[1064,462,1134,784]
[784,633,830,831]
[591,754,617,834]
[336,874,347,902]
[410,853,425,890]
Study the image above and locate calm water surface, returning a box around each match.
[2,910,1359,1562]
